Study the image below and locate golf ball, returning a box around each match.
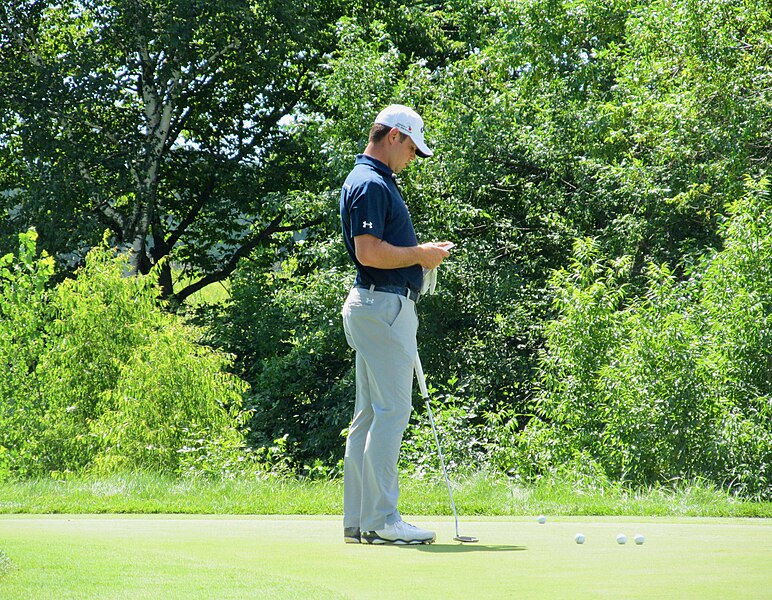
[616,533,627,545]
[575,533,585,544]
[634,534,645,545]
[537,515,547,524]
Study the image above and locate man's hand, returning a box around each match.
[415,242,452,269]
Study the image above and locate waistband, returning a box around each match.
[354,284,420,303]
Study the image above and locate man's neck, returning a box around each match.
[363,143,393,172]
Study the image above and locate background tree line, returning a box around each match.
[0,0,769,499]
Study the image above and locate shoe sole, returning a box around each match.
[344,527,361,544]
[362,536,435,545]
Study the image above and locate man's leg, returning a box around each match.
[342,289,417,531]
[343,351,373,540]
[355,302,434,544]
[358,344,414,532]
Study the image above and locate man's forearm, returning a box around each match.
[355,234,449,270]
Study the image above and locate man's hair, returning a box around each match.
[369,123,408,145]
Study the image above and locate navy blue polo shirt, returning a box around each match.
[340,154,422,292]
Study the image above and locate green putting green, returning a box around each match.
[0,515,770,599]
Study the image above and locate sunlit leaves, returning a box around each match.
[0,236,250,479]
[529,177,771,498]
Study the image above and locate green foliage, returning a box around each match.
[206,243,354,469]
[209,2,771,492]
[0,0,352,296]
[699,175,772,497]
[0,234,250,479]
[400,386,490,478]
[4,471,770,517]
[0,229,55,479]
[319,18,403,179]
[589,0,772,263]
[521,177,771,499]
[91,325,249,477]
[2,0,770,500]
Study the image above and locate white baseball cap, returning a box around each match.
[374,104,433,158]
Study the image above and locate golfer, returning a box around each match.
[340,104,452,545]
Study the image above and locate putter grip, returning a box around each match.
[414,354,429,398]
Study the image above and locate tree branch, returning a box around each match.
[180,39,241,90]
[171,212,325,304]
[165,177,218,250]
[0,7,44,66]
[71,150,127,233]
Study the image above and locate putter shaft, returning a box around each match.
[415,353,478,543]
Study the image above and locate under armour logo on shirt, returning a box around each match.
[362,221,373,229]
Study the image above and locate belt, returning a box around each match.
[355,284,420,303]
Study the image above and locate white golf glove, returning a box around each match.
[421,267,437,295]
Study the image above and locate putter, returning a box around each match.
[415,352,478,543]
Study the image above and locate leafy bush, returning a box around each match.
[400,377,490,478]
[517,177,771,499]
[90,323,249,477]
[0,234,251,479]
[0,229,55,479]
[207,244,355,470]
[699,176,772,497]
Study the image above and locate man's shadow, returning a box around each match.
[400,544,527,553]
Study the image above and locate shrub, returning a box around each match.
[0,229,55,479]
[0,234,251,479]
[517,177,771,499]
[208,248,355,469]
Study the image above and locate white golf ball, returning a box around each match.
[575,533,585,544]
[634,534,645,545]
[616,533,627,545]
[537,515,547,524]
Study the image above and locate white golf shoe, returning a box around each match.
[362,520,436,545]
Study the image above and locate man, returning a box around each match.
[340,104,452,545]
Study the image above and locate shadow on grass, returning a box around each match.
[401,544,527,553]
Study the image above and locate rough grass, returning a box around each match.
[0,471,769,517]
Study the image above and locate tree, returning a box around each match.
[217,0,772,474]
[0,0,348,301]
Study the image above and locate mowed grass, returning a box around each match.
[0,474,769,598]
[0,472,769,517]
[0,515,770,599]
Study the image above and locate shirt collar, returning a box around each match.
[355,154,393,178]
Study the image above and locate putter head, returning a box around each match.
[454,535,479,543]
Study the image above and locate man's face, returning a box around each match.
[392,134,417,174]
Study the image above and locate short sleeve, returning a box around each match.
[347,180,389,240]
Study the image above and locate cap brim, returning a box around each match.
[414,139,433,158]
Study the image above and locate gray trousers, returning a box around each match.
[341,287,418,532]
